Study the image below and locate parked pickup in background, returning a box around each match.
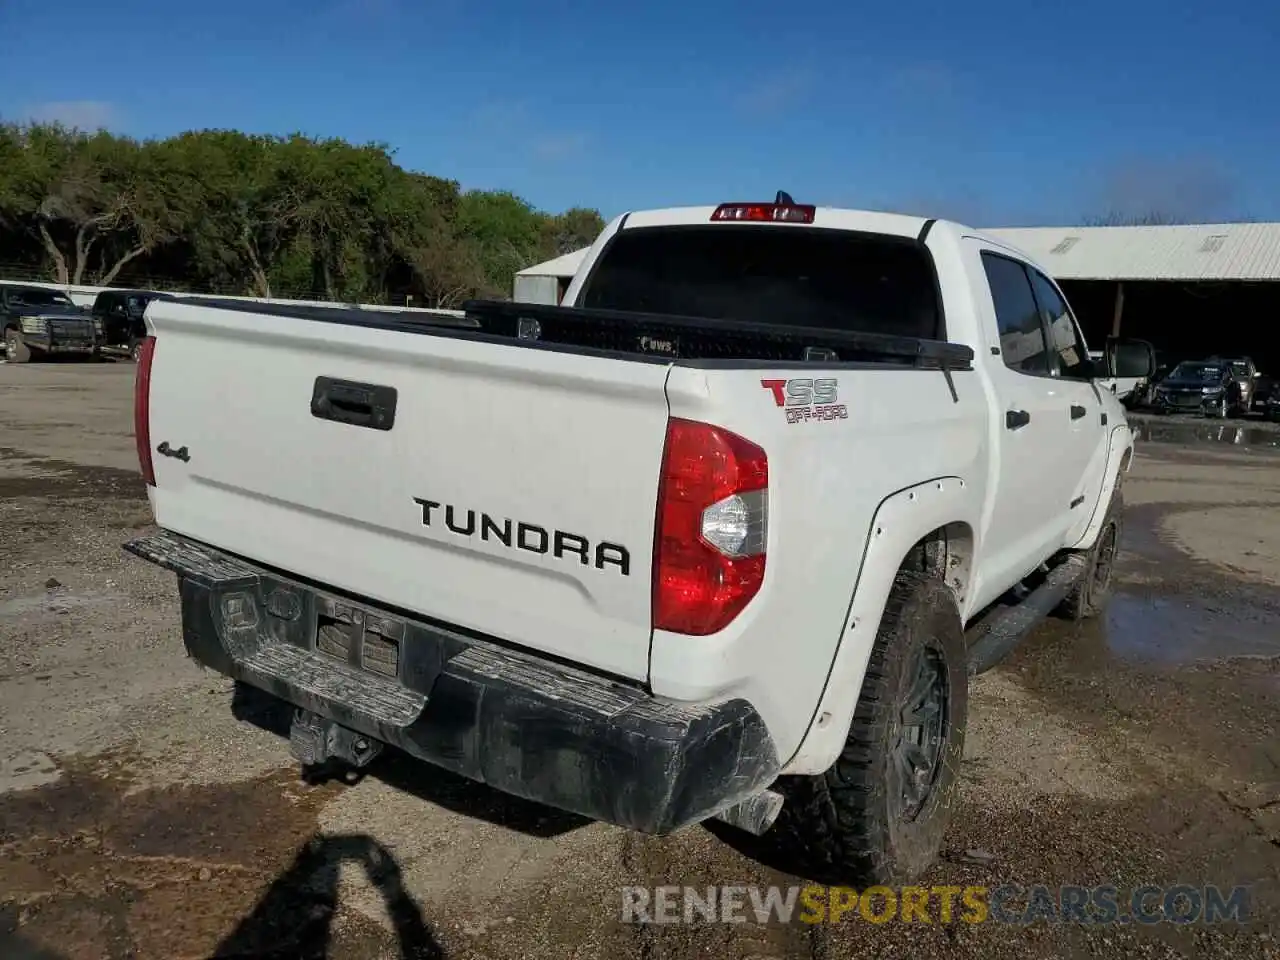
[123,195,1154,883]
[1088,349,1145,405]
[2,283,101,363]
[90,289,168,362]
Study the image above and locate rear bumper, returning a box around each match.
[123,530,779,834]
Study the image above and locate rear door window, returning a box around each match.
[1027,269,1091,379]
[579,226,943,340]
[981,252,1050,375]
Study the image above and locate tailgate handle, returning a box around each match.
[311,377,397,431]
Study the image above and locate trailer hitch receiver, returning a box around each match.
[289,710,383,770]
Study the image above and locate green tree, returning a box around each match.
[456,190,547,294]
[0,122,603,303]
[542,207,605,257]
[0,123,181,284]
[163,130,297,298]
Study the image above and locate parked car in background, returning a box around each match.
[1151,359,1242,418]
[91,289,168,361]
[1251,375,1279,420]
[1,283,100,363]
[1207,355,1258,414]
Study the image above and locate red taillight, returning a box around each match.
[653,419,769,636]
[134,336,156,486]
[711,203,815,224]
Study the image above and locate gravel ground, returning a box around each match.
[1,362,1278,960]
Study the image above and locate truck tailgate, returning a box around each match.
[144,301,671,681]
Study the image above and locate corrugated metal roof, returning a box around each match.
[986,222,1280,281]
[515,220,1280,283]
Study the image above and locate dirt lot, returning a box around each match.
[1,361,1278,960]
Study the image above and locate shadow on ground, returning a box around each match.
[0,745,454,960]
[3,833,445,960]
[212,832,444,959]
[231,681,590,840]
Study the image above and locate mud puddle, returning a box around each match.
[1103,591,1280,665]
[0,448,144,501]
[1035,497,1280,668]
[0,752,443,959]
[1130,418,1280,450]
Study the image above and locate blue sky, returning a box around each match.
[3,0,1277,225]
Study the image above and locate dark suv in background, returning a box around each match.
[1151,359,1243,418]
[2,283,100,363]
[90,289,167,361]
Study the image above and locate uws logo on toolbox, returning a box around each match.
[761,378,848,424]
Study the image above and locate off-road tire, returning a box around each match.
[4,328,30,364]
[772,572,968,884]
[1055,488,1123,621]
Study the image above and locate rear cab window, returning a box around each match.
[7,288,74,308]
[578,225,943,341]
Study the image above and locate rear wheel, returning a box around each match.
[4,328,30,364]
[773,572,968,884]
[1055,489,1123,621]
[129,338,144,363]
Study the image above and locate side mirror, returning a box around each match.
[1104,336,1156,379]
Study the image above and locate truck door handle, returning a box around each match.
[311,376,398,431]
[1006,409,1031,430]
[1070,404,1087,420]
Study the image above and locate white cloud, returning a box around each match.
[25,100,118,130]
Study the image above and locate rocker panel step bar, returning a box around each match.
[965,553,1089,675]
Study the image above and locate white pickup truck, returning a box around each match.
[123,197,1155,883]
[1088,349,1146,405]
